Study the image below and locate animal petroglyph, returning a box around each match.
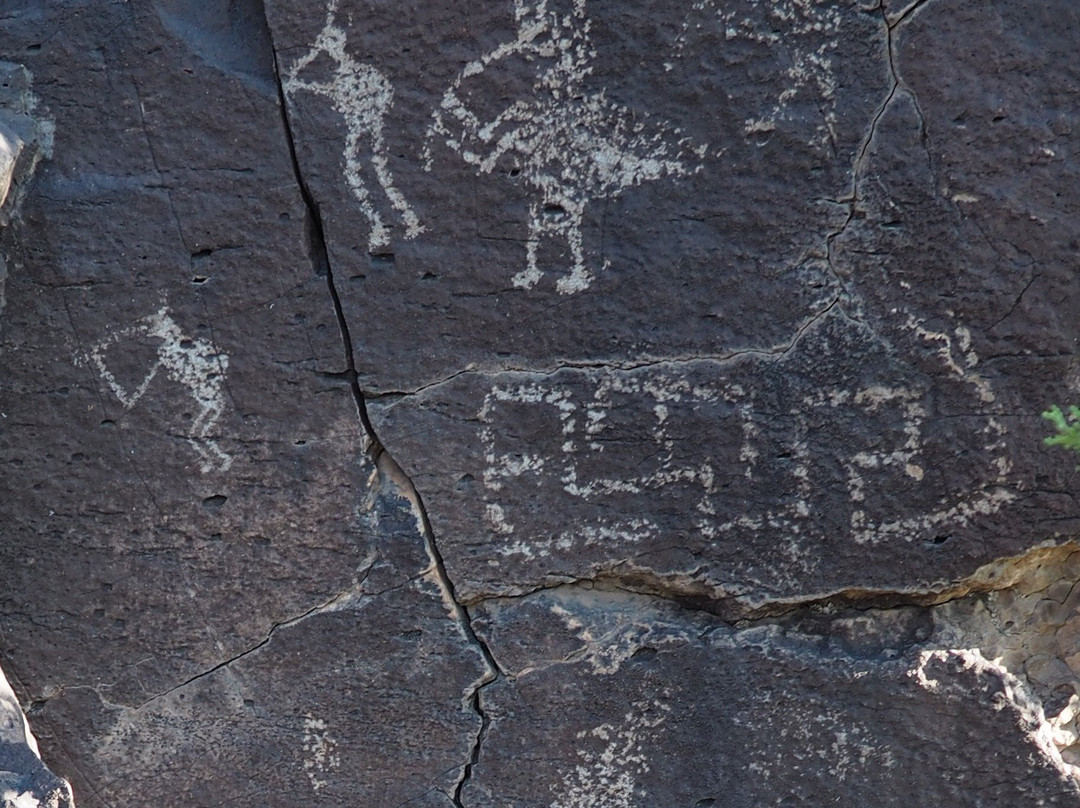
[83,306,232,473]
[426,0,703,294]
[284,0,422,252]
[676,0,843,149]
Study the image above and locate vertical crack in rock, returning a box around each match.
[824,0,933,294]
[260,9,499,804]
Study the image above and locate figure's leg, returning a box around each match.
[512,200,545,289]
[342,127,390,251]
[189,400,232,473]
[555,201,592,295]
[368,108,423,239]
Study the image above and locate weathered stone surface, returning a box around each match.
[468,550,1080,806]
[2,0,1080,805]
[353,0,1080,609]
[0,664,72,808]
[36,479,489,807]
[0,2,488,805]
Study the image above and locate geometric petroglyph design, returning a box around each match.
[426,0,704,294]
[478,313,1011,574]
[82,306,232,473]
[284,0,422,253]
[676,0,844,149]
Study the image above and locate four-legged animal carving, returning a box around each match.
[427,0,702,294]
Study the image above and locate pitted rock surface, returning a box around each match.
[1,0,1080,806]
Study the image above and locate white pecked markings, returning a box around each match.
[426,0,704,294]
[82,306,232,473]
[284,0,423,253]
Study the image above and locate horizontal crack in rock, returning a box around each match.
[135,580,369,710]
[367,297,847,402]
[464,541,1080,625]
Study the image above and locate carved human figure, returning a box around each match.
[284,0,422,252]
[83,306,232,473]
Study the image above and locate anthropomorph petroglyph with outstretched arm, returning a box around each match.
[426,0,704,294]
[283,0,422,252]
[83,306,232,473]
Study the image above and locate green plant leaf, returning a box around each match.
[1043,404,1080,456]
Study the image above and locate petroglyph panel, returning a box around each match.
[4,0,1080,805]
[275,0,887,391]
[373,305,1047,607]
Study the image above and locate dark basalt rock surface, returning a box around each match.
[1,0,1080,805]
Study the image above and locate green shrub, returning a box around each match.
[1043,404,1080,456]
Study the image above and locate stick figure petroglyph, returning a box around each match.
[83,306,232,473]
[426,0,704,294]
[284,0,422,252]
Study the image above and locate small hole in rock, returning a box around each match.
[202,494,228,510]
[100,419,115,429]
[180,339,194,349]
[370,253,395,266]
[929,534,951,545]
[192,275,208,284]
[542,203,566,217]
[694,800,716,808]
[294,439,307,446]
[26,44,41,52]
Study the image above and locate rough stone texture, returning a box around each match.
[0,663,72,808]
[469,573,1080,807]
[2,0,1080,806]
[362,0,1080,607]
